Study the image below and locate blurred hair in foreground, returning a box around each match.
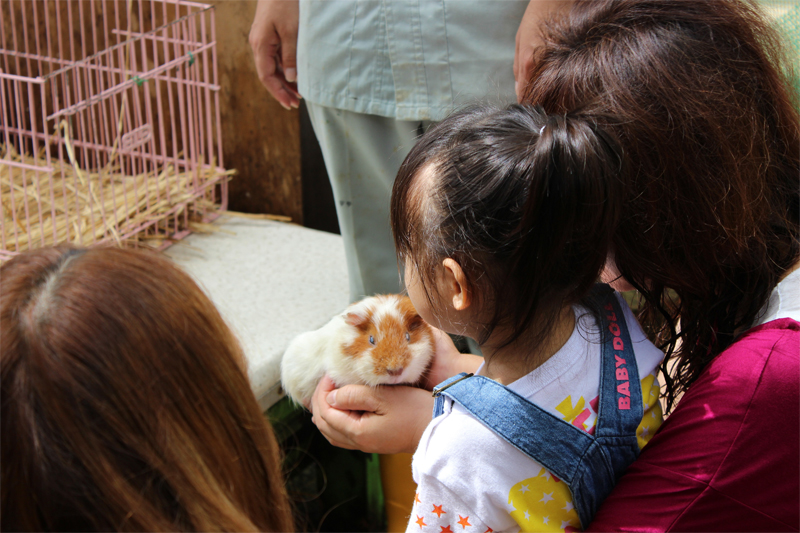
[1,245,293,532]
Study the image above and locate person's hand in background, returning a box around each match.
[249,0,301,109]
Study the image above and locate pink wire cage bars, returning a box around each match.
[0,0,229,261]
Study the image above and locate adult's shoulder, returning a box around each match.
[700,317,799,398]
[588,318,799,532]
[673,318,799,456]
[637,317,798,480]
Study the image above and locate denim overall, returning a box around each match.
[432,285,643,528]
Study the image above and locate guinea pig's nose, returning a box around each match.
[387,367,404,377]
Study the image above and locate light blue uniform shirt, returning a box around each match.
[760,0,799,96]
[297,0,529,122]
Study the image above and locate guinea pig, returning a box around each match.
[280,294,435,406]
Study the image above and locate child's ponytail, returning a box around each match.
[392,104,625,349]
[520,111,624,292]
[502,109,624,347]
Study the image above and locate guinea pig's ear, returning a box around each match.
[398,296,425,331]
[407,313,425,331]
[345,311,370,330]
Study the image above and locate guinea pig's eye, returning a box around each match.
[369,335,376,345]
[405,332,411,342]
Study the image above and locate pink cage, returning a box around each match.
[0,0,229,262]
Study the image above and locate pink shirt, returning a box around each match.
[587,318,799,531]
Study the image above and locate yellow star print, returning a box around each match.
[507,374,664,532]
[637,374,663,449]
[508,468,580,532]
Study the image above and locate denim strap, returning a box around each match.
[433,372,595,483]
[595,285,643,437]
[431,284,643,527]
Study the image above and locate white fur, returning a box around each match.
[280,313,357,405]
[280,295,434,405]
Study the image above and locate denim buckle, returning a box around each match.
[432,373,474,397]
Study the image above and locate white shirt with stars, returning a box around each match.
[407,295,665,533]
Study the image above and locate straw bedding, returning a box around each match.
[1,143,234,256]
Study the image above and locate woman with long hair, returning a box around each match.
[1,246,293,531]
[520,1,799,529]
[523,0,799,413]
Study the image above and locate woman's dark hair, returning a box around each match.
[391,104,624,350]
[1,246,294,531]
[522,0,800,411]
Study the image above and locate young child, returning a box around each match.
[390,104,664,533]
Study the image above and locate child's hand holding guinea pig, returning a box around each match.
[280,294,436,406]
[307,328,483,454]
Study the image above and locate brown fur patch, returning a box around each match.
[398,296,433,351]
[371,313,410,374]
[342,326,375,359]
[342,303,375,357]
[397,296,423,330]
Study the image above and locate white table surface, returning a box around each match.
[164,216,349,411]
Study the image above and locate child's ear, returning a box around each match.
[441,258,471,311]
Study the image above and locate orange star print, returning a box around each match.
[457,515,472,529]
[432,504,446,518]
[440,526,453,533]
[415,516,426,529]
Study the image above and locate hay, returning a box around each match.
[1,143,233,255]
[223,210,292,223]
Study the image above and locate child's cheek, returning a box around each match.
[404,264,437,328]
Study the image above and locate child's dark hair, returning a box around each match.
[523,0,800,411]
[391,104,623,349]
